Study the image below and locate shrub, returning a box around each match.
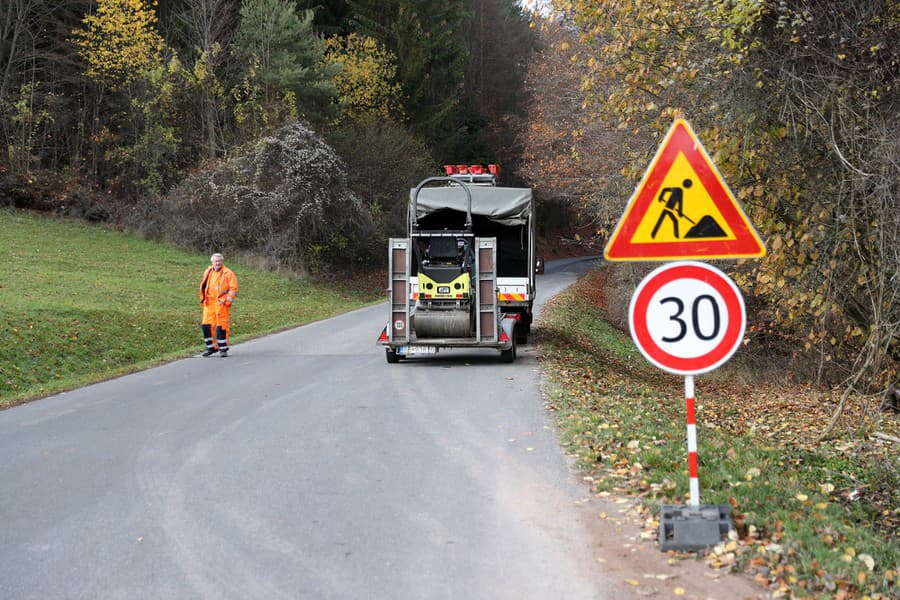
[156,121,376,274]
[326,119,436,242]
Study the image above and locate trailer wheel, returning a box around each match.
[386,348,401,364]
[501,333,517,363]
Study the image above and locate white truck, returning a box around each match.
[377,165,542,363]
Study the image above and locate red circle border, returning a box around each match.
[629,262,745,375]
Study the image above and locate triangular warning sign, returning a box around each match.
[605,119,766,261]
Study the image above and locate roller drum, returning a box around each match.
[414,309,472,338]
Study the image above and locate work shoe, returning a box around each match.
[202,349,218,357]
[219,350,228,358]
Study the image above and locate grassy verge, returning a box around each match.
[0,209,382,406]
[537,266,899,599]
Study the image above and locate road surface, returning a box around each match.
[0,257,761,599]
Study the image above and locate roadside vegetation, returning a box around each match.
[522,2,899,422]
[538,266,900,600]
[1,0,533,274]
[0,209,382,407]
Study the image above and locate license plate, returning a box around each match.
[399,345,437,355]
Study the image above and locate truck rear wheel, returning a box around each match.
[515,314,531,344]
[386,348,401,363]
[515,326,528,345]
[501,333,517,363]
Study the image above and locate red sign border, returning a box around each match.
[605,119,766,261]
[629,262,746,375]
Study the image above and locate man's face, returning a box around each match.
[211,256,223,270]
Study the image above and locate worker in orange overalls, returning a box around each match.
[199,253,238,357]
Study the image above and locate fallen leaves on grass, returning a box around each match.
[538,266,900,600]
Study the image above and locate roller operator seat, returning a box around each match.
[422,237,466,283]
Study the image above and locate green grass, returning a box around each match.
[0,209,382,406]
[537,270,899,599]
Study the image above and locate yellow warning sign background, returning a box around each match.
[629,153,737,244]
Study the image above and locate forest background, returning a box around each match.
[1,0,898,422]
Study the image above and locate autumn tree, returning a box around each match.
[73,0,165,87]
[72,0,182,193]
[517,14,629,232]
[323,33,403,125]
[730,0,900,427]
[544,0,900,421]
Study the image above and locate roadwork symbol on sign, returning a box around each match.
[605,119,766,261]
[629,261,746,376]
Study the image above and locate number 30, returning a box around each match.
[659,295,720,342]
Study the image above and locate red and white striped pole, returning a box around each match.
[685,375,700,507]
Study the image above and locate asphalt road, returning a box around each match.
[0,257,633,600]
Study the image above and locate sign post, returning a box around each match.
[606,118,766,552]
[685,375,699,507]
[628,261,746,550]
[656,373,734,551]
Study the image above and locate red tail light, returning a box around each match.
[443,165,457,174]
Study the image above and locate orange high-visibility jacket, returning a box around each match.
[199,265,238,308]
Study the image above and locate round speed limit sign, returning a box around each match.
[628,261,746,375]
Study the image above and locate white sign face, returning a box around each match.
[644,278,728,357]
[629,261,745,375]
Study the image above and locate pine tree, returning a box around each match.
[235,0,338,123]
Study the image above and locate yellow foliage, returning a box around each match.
[72,0,165,88]
[324,34,403,125]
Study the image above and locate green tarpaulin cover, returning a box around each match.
[411,185,532,227]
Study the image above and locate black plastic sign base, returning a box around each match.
[659,504,733,552]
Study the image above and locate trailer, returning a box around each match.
[377,165,541,363]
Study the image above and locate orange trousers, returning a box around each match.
[202,301,231,336]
